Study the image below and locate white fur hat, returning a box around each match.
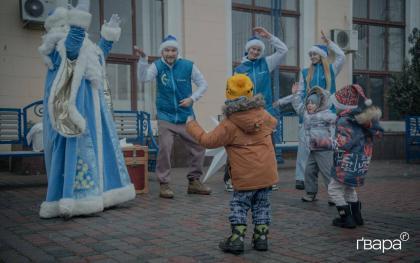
[245,36,265,55]
[44,7,68,32]
[308,44,328,58]
[159,35,179,53]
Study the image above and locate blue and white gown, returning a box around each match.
[38,8,135,218]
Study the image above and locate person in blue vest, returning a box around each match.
[222,27,288,191]
[39,1,135,218]
[279,31,345,191]
[134,35,211,199]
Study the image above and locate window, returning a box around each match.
[352,0,405,120]
[232,0,300,103]
[88,0,163,114]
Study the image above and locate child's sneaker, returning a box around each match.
[271,184,279,191]
[252,224,269,251]
[301,192,317,202]
[219,225,246,254]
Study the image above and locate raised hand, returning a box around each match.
[133,46,146,58]
[321,30,330,45]
[253,27,271,39]
[106,14,121,28]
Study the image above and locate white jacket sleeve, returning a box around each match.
[329,41,345,75]
[190,64,208,102]
[137,57,158,82]
[265,35,288,72]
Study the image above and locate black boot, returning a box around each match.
[349,201,364,226]
[252,224,269,251]
[332,205,356,229]
[219,225,246,254]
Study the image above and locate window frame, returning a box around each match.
[232,0,301,100]
[352,0,406,120]
[94,0,164,110]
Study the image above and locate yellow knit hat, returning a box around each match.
[225,74,254,100]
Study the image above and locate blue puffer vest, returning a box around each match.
[234,58,274,115]
[302,63,336,97]
[154,58,194,124]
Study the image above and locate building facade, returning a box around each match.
[1,0,420,144]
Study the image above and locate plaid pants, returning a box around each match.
[229,188,272,225]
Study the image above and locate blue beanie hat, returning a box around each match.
[245,36,265,56]
[308,44,328,58]
[159,35,179,53]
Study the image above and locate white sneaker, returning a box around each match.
[224,179,233,192]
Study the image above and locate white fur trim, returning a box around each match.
[365,99,372,106]
[159,40,179,53]
[38,30,68,69]
[309,46,328,58]
[45,7,68,32]
[103,184,136,208]
[48,35,105,137]
[59,197,104,218]
[68,8,92,30]
[245,39,265,54]
[101,25,121,42]
[330,94,358,110]
[39,201,60,218]
[355,106,382,125]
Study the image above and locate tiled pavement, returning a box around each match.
[0,160,419,262]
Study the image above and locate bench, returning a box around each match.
[0,100,159,172]
[0,100,44,171]
[405,116,420,163]
[273,112,299,163]
[113,110,159,172]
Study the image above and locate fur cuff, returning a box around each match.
[103,184,136,208]
[355,106,382,125]
[39,201,59,219]
[101,25,121,42]
[68,8,92,30]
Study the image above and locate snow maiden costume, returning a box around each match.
[38,6,135,218]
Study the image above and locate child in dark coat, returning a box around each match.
[329,84,384,228]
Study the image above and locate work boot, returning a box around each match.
[219,225,246,254]
[333,205,356,229]
[295,180,305,190]
[252,224,269,251]
[187,179,212,195]
[159,183,174,199]
[349,201,364,226]
[301,192,317,202]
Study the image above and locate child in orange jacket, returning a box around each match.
[186,74,278,254]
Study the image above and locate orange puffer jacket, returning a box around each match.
[186,95,278,191]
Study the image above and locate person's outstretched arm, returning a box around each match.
[321,30,345,75]
[253,27,288,72]
[65,0,92,60]
[98,14,122,58]
[186,118,234,149]
[134,46,158,83]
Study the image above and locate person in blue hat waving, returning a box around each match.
[134,35,211,199]
[223,27,288,191]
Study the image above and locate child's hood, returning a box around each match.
[305,87,331,113]
[222,94,275,134]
